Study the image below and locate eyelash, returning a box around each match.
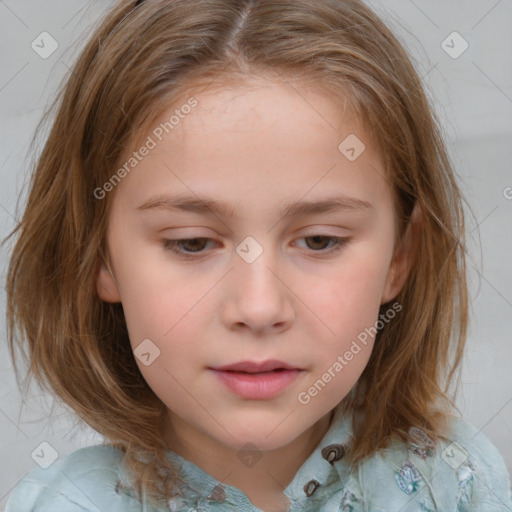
[161,235,349,260]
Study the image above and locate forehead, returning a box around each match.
[134,71,362,144]
[111,75,392,219]
[176,75,355,140]
[135,76,378,170]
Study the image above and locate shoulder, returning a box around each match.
[355,415,512,511]
[446,415,506,467]
[438,415,512,509]
[4,444,144,512]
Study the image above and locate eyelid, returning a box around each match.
[161,233,350,260]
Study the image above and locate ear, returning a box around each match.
[96,259,121,303]
[381,202,422,304]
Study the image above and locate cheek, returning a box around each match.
[109,236,203,345]
[123,283,203,406]
[303,255,391,335]
[296,250,393,401]
[120,281,202,353]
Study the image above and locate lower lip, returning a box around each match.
[210,369,302,399]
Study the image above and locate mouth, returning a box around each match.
[223,369,289,375]
[208,360,303,399]
[209,359,301,373]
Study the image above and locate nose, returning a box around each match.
[220,245,295,335]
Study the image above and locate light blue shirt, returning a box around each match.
[5,405,512,511]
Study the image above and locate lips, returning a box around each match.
[209,360,303,399]
[210,359,300,373]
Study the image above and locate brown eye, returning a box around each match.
[304,235,333,250]
[161,235,349,260]
[297,235,349,255]
[162,237,213,258]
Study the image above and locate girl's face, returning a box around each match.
[97,76,410,453]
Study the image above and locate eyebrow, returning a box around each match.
[136,193,373,218]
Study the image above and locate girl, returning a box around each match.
[3,0,511,510]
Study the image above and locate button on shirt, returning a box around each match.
[5,405,512,511]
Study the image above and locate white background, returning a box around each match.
[1,0,511,508]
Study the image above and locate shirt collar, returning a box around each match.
[168,404,354,507]
[118,404,355,509]
[283,403,354,500]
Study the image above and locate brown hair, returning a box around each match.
[3,0,471,506]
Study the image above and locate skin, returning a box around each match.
[96,74,416,511]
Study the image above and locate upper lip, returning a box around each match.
[210,359,300,373]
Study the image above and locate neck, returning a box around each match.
[164,410,334,511]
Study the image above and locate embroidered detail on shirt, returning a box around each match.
[419,495,437,512]
[407,426,435,459]
[167,496,191,511]
[455,460,475,511]
[340,489,359,511]
[394,461,422,495]
[166,482,207,511]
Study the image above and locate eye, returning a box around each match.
[296,235,348,254]
[161,235,349,260]
[162,237,214,259]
